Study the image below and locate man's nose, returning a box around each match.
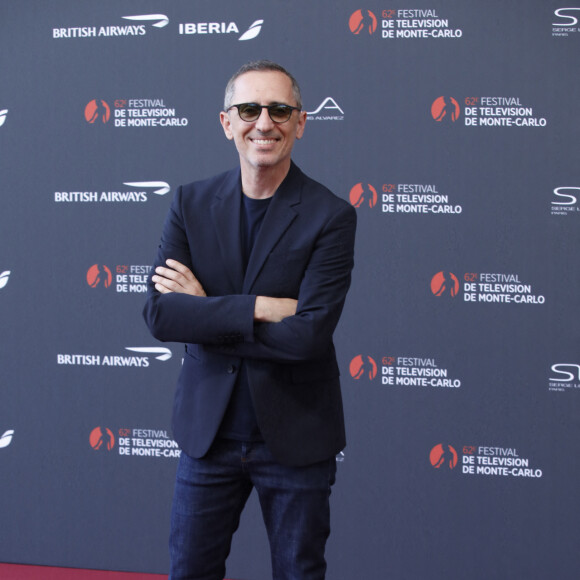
[254,107,275,131]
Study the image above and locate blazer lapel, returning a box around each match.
[210,169,245,293]
[243,164,302,294]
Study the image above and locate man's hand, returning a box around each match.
[254,296,298,323]
[152,259,206,296]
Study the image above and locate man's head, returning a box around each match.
[220,60,307,176]
[223,60,302,111]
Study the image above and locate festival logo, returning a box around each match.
[0,270,10,289]
[435,444,544,479]
[85,99,111,124]
[85,264,151,293]
[90,427,115,451]
[462,96,547,127]
[349,10,378,35]
[0,430,15,449]
[430,272,460,297]
[352,182,463,215]
[349,183,378,208]
[354,9,463,39]
[431,97,460,122]
[430,444,458,469]
[87,265,113,289]
[381,355,461,388]
[349,355,378,380]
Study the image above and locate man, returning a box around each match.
[143,60,356,580]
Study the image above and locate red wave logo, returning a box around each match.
[90,427,115,451]
[85,99,111,123]
[430,444,458,469]
[349,183,378,208]
[87,264,113,288]
[431,96,460,122]
[431,271,459,297]
[349,10,378,35]
[349,355,378,380]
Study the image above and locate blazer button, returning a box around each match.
[227,364,236,374]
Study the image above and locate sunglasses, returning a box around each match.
[226,102,301,124]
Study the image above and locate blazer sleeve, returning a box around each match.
[210,201,357,362]
[143,185,257,346]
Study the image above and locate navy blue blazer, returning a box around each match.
[143,162,356,466]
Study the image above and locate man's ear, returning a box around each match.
[295,110,307,140]
[219,111,234,140]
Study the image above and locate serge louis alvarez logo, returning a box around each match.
[552,7,580,36]
[306,98,344,121]
[549,363,580,392]
[551,186,580,216]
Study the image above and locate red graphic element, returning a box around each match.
[463,446,476,454]
[349,355,378,380]
[87,264,113,288]
[349,183,378,208]
[431,271,459,297]
[430,444,458,469]
[85,99,111,123]
[90,427,115,451]
[382,356,395,365]
[119,428,131,437]
[349,10,378,35]
[431,97,460,122]
[116,264,129,274]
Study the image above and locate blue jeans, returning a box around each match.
[169,439,337,580]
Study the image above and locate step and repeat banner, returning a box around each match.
[1,1,579,578]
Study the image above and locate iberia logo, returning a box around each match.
[431,96,460,122]
[85,99,111,123]
[349,183,378,208]
[349,355,378,380]
[430,443,458,469]
[349,10,378,35]
[87,264,113,288]
[90,427,115,451]
[431,271,460,297]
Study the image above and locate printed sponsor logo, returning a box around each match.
[0,270,10,289]
[0,430,15,449]
[351,9,463,39]
[306,98,344,121]
[53,14,168,39]
[552,7,580,36]
[85,98,189,128]
[381,356,461,388]
[0,109,8,127]
[437,444,544,479]
[178,19,264,41]
[551,187,580,216]
[431,95,549,127]
[351,182,463,215]
[549,363,580,392]
[349,355,378,380]
[432,272,546,305]
[91,427,180,459]
[54,181,170,204]
[57,347,172,368]
[86,264,152,294]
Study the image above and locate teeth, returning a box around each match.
[253,139,276,144]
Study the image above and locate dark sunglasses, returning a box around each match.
[226,102,301,124]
